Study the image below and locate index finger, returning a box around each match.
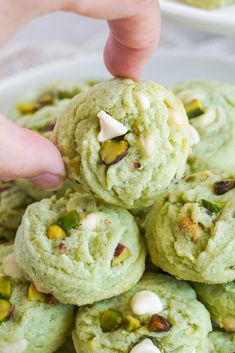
[62,0,161,79]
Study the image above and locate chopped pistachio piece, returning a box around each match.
[100,140,129,166]
[222,315,235,332]
[58,210,80,231]
[0,299,12,322]
[0,277,12,299]
[16,102,40,115]
[184,99,205,119]
[178,216,202,243]
[27,284,47,303]
[123,315,141,332]
[214,179,235,195]
[100,309,123,332]
[111,244,131,266]
[58,88,82,99]
[47,224,66,240]
[132,121,143,136]
[38,93,54,106]
[201,199,223,213]
[148,314,172,332]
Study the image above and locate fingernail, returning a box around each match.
[30,173,64,190]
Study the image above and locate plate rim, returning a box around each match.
[160,0,235,26]
[0,49,235,90]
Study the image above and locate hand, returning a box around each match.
[0,0,160,189]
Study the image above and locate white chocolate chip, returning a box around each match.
[168,109,186,128]
[97,110,128,142]
[80,213,102,232]
[130,339,161,353]
[3,254,23,279]
[135,92,150,110]
[131,290,163,316]
[192,110,216,129]
[144,136,155,157]
[188,125,200,147]
[2,339,28,353]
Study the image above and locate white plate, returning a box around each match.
[0,49,235,115]
[160,0,235,36]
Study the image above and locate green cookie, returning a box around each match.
[0,181,33,241]
[145,171,235,283]
[14,191,146,305]
[0,243,74,353]
[53,78,190,209]
[10,80,92,138]
[210,330,235,353]
[73,272,211,353]
[193,281,235,332]
[10,80,94,202]
[177,0,235,9]
[173,80,235,176]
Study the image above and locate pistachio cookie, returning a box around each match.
[210,330,235,353]
[73,272,211,353]
[173,80,235,176]
[10,80,93,201]
[177,0,235,9]
[10,80,92,138]
[0,243,74,353]
[14,191,146,305]
[192,281,235,332]
[53,78,190,209]
[145,171,235,283]
[0,181,33,241]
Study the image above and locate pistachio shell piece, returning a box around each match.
[0,299,12,322]
[47,224,66,240]
[111,244,131,266]
[123,315,141,332]
[201,199,223,213]
[17,102,40,115]
[0,277,12,299]
[214,179,235,195]
[58,210,80,231]
[184,99,205,119]
[28,284,47,303]
[100,140,129,166]
[100,309,123,332]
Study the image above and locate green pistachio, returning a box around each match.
[111,244,131,266]
[0,277,12,299]
[100,309,123,332]
[100,140,129,166]
[201,199,223,213]
[123,315,141,332]
[184,99,205,119]
[58,210,80,231]
[0,299,12,322]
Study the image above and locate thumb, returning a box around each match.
[0,114,65,189]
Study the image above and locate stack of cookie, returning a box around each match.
[0,78,234,353]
